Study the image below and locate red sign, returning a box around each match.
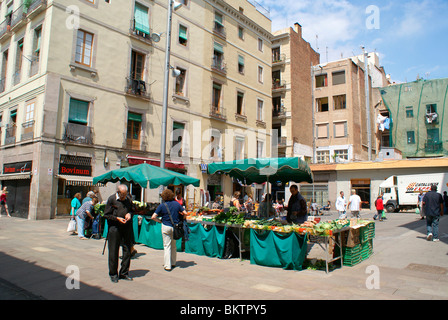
[3,161,32,174]
[59,164,92,176]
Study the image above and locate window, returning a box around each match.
[407,131,415,144]
[14,39,23,85]
[333,94,346,110]
[235,137,245,160]
[258,66,263,83]
[0,49,8,93]
[238,55,244,74]
[75,30,93,67]
[427,128,439,144]
[25,102,35,123]
[212,82,222,112]
[316,97,329,112]
[171,122,185,157]
[130,50,145,81]
[316,150,330,164]
[23,101,35,138]
[257,140,264,158]
[68,99,89,125]
[332,71,345,85]
[126,112,142,149]
[333,121,347,138]
[272,96,282,115]
[238,26,244,40]
[214,12,225,35]
[258,38,263,51]
[405,106,414,118]
[174,68,186,95]
[315,74,327,88]
[213,42,224,70]
[334,149,348,162]
[317,123,329,139]
[134,3,150,35]
[236,92,244,115]
[210,131,222,159]
[178,25,188,46]
[272,47,281,62]
[30,26,42,76]
[257,99,264,121]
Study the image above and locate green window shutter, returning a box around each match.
[214,12,223,26]
[173,122,185,130]
[213,42,223,54]
[238,55,244,65]
[128,112,142,122]
[134,3,150,35]
[179,25,187,41]
[68,99,89,125]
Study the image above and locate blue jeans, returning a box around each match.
[76,216,86,238]
[426,215,440,239]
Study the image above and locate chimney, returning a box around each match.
[294,22,302,38]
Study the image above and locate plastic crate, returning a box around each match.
[360,223,375,243]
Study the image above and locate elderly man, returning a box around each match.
[104,184,134,283]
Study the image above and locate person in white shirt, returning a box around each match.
[335,191,347,219]
[347,189,362,218]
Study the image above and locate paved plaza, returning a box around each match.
[0,211,447,301]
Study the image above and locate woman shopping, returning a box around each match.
[151,189,187,271]
[69,193,82,234]
[0,187,11,217]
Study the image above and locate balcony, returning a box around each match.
[272,80,287,93]
[4,125,16,145]
[26,0,47,19]
[63,122,93,145]
[425,141,443,154]
[210,106,226,121]
[125,77,151,100]
[277,136,287,148]
[10,4,27,32]
[129,19,152,43]
[272,106,286,118]
[213,22,226,39]
[0,18,12,41]
[272,53,286,66]
[211,58,227,75]
[21,121,34,141]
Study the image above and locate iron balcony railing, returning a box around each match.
[125,77,151,99]
[63,122,93,145]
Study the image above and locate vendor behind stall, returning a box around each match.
[258,194,275,218]
[286,185,307,224]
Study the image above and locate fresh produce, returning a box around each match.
[212,208,245,225]
[94,203,105,216]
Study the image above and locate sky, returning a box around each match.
[257,0,448,84]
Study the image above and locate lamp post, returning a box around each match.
[160,0,182,169]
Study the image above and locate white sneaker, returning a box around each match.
[433,239,440,242]
[427,233,433,241]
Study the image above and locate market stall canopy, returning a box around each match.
[207,157,313,184]
[93,163,200,188]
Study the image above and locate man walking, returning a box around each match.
[335,191,347,219]
[347,189,362,218]
[104,184,135,282]
[423,185,444,242]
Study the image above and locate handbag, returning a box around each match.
[163,202,184,240]
[67,218,76,232]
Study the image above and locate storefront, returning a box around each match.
[0,161,33,218]
[56,154,104,215]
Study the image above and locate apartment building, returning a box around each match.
[312,56,377,164]
[0,0,272,219]
[271,23,319,160]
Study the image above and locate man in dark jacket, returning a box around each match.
[104,184,135,282]
[286,185,307,224]
[422,184,444,242]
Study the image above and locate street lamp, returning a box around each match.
[160,0,183,169]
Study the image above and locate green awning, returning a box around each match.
[207,157,313,185]
[93,163,200,189]
[238,55,244,65]
[214,12,223,26]
[128,112,142,122]
[179,25,187,41]
[213,42,223,54]
[134,3,150,35]
[68,99,89,125]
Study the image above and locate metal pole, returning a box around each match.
[160,0,174,170]
[364,48,372,161]
[311,63,316,164]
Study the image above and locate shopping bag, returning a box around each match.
[381,210,386,219]
[67,219,76,232]
[415,207,420,215]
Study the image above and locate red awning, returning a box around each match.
[127,155,185,170]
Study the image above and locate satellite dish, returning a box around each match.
[151,33,161,43]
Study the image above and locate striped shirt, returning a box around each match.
[76,201,94,220]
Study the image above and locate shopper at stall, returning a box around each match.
[286,185,307,224]
[151,189,187,271]
[69,193,82,234]
[422,184,444,242]
[0,187,11,217]
[104,185,135,283]
[258,194,275,218]
[82,191,95,204]
[347,189,362,218]
[336,191,347,219]
[175,189,186,207]
[75,196,98,240]
[230,191,242,211]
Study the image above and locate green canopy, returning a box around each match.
[93,163,200,189]
[207,157,313,185]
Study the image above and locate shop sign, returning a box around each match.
[59,163,92,176]
[3,161,32,174]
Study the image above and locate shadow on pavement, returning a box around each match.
[0,252,125,300]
